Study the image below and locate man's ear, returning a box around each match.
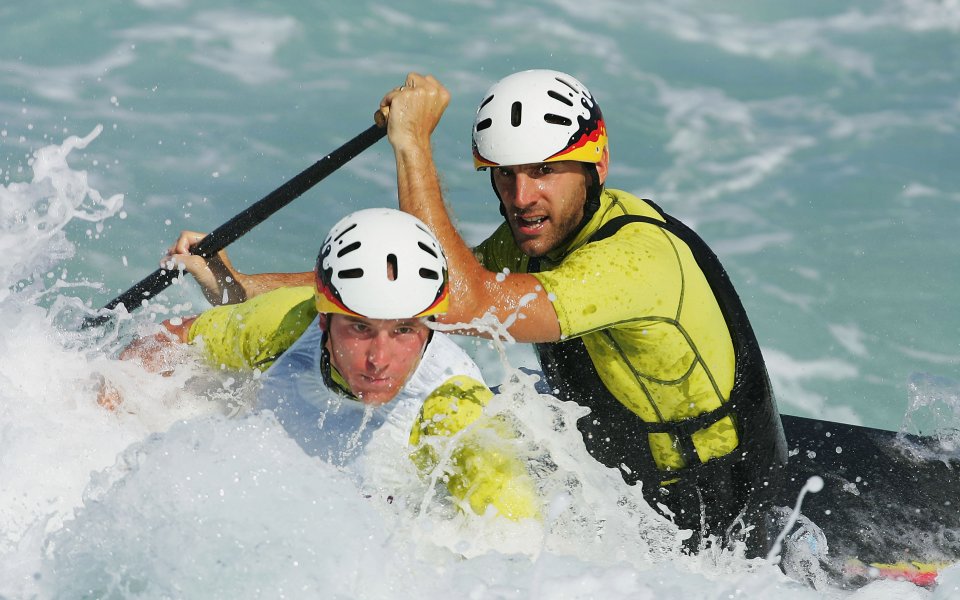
[318,313,329,331]
[596,146,610,185]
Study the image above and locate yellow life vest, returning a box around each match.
[474,190,786,485]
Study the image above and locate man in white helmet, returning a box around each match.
[106,208,539,522]
[374,70,788,554]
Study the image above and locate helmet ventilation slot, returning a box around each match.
[418,241,438,257]
[337,241,361,257]
[547,90,573,106]
[333,223,356,242]
[544,113,572,126]
[386,254,398,281]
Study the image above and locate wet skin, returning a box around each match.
[492,161,590,258]
[322,314,431,405]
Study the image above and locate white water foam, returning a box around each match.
[0,131,942,599]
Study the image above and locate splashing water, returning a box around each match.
[0,129,232,596]
[0,132,950,599]
[903,374,960,442]
[895,373,960,463]
[0,126,122,296]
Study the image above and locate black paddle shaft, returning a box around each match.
[82,123,386,328]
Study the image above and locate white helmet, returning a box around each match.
[315,208,448,319]
[472,69,607,169]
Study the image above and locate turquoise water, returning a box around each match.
[2,1,959,597]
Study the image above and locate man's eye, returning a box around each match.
[495,167,513,178]
[537,164,554,175]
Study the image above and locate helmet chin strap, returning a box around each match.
[318,328,353,398]
[490,163,603,254]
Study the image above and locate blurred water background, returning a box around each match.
[2,1,959,597]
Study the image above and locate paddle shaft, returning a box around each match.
[82,123,386,328]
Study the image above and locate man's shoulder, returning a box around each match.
[190,286,316,335]
[261,315,323,377]
[601,189,665,222]
[578,190,677,250]
[188,286,317,370]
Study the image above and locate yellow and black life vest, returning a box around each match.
[531,200,787,494]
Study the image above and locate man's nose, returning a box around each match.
[508,173,538,209]
[366,334,390,370]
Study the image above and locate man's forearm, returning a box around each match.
[394,144,491,315]
[235,271,315,300]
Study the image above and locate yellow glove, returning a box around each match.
[409,375,540,521]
